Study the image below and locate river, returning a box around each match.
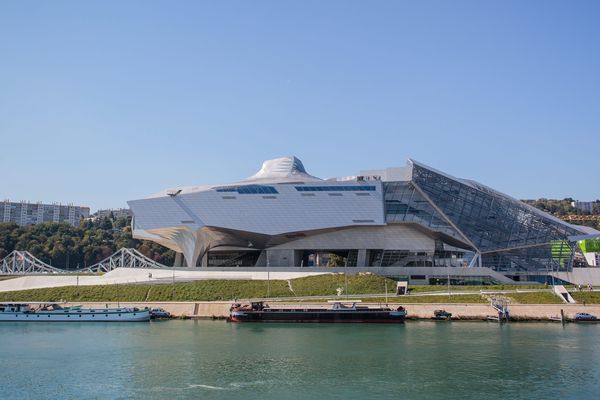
[1,320,599,399]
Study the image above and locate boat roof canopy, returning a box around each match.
[327,300,362,303]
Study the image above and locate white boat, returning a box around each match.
[0,303,150,322]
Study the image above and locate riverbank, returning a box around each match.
[15,300,598,321]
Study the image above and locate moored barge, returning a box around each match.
[228,301,407,323]
[0,303,150,322]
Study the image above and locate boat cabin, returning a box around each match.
[251,302,267,311]
[329,301,360,310]
[0,304,31,313]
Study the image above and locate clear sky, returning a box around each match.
[1,1,598,211]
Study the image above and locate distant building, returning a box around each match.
[571,201,594,213]
[93,208,132,220]
[0,200,90,227]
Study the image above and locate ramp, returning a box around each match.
[552,285,576,304]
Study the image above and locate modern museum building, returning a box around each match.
[128,156,598,285]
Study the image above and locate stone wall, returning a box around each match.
[57,301,600,320]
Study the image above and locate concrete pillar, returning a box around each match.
[357,249,367,267]
[266,249,294,267]
[173,252,183,267]
[201,252,208,267]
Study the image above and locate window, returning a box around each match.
[216,185,278,194]
[295,186,376,192]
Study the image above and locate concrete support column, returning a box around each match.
[201,252,208,267]
[357,249,367,267]
[266,249,294,267]
[174,252,183,267]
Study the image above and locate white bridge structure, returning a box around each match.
[0,248,171,275]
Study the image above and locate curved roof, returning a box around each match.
[149,156,321,198]
[242,156,321,183]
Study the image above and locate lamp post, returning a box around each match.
[267,256,271,298]
[344,260,349,300]
[172,270,176,300]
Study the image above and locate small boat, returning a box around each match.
[147,307,171,319]
[432,309,452,320]
[0,303,150,322]
[228,301,407,323]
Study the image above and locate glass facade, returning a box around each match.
[383,182,467,244]
[407,162,582,272]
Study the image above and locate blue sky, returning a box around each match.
[1,1,598,211]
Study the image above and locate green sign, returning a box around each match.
[579,239,600,253]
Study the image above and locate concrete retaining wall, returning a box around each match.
[52,301,600,320]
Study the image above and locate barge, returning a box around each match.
[0,303,150,322]
[228,301,407,323]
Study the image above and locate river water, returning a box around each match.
[1,320,599,399]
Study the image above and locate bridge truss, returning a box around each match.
[0,248,171,275]
[80,248,170,273]
[0,250,64,274]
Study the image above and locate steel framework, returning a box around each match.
[0,248,171,275]
[0,250,64,274]
[80,248,170,273]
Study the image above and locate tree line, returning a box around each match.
[0,216,174,269]
[522,198,600,230]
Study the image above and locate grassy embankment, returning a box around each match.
[285,294,488,304]
[278,292,561,304]
[408,284,544,293]
[0,274,395,302]
[0,273,585,304]
[571,292,600,304]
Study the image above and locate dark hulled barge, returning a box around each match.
[228,301,407,323]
